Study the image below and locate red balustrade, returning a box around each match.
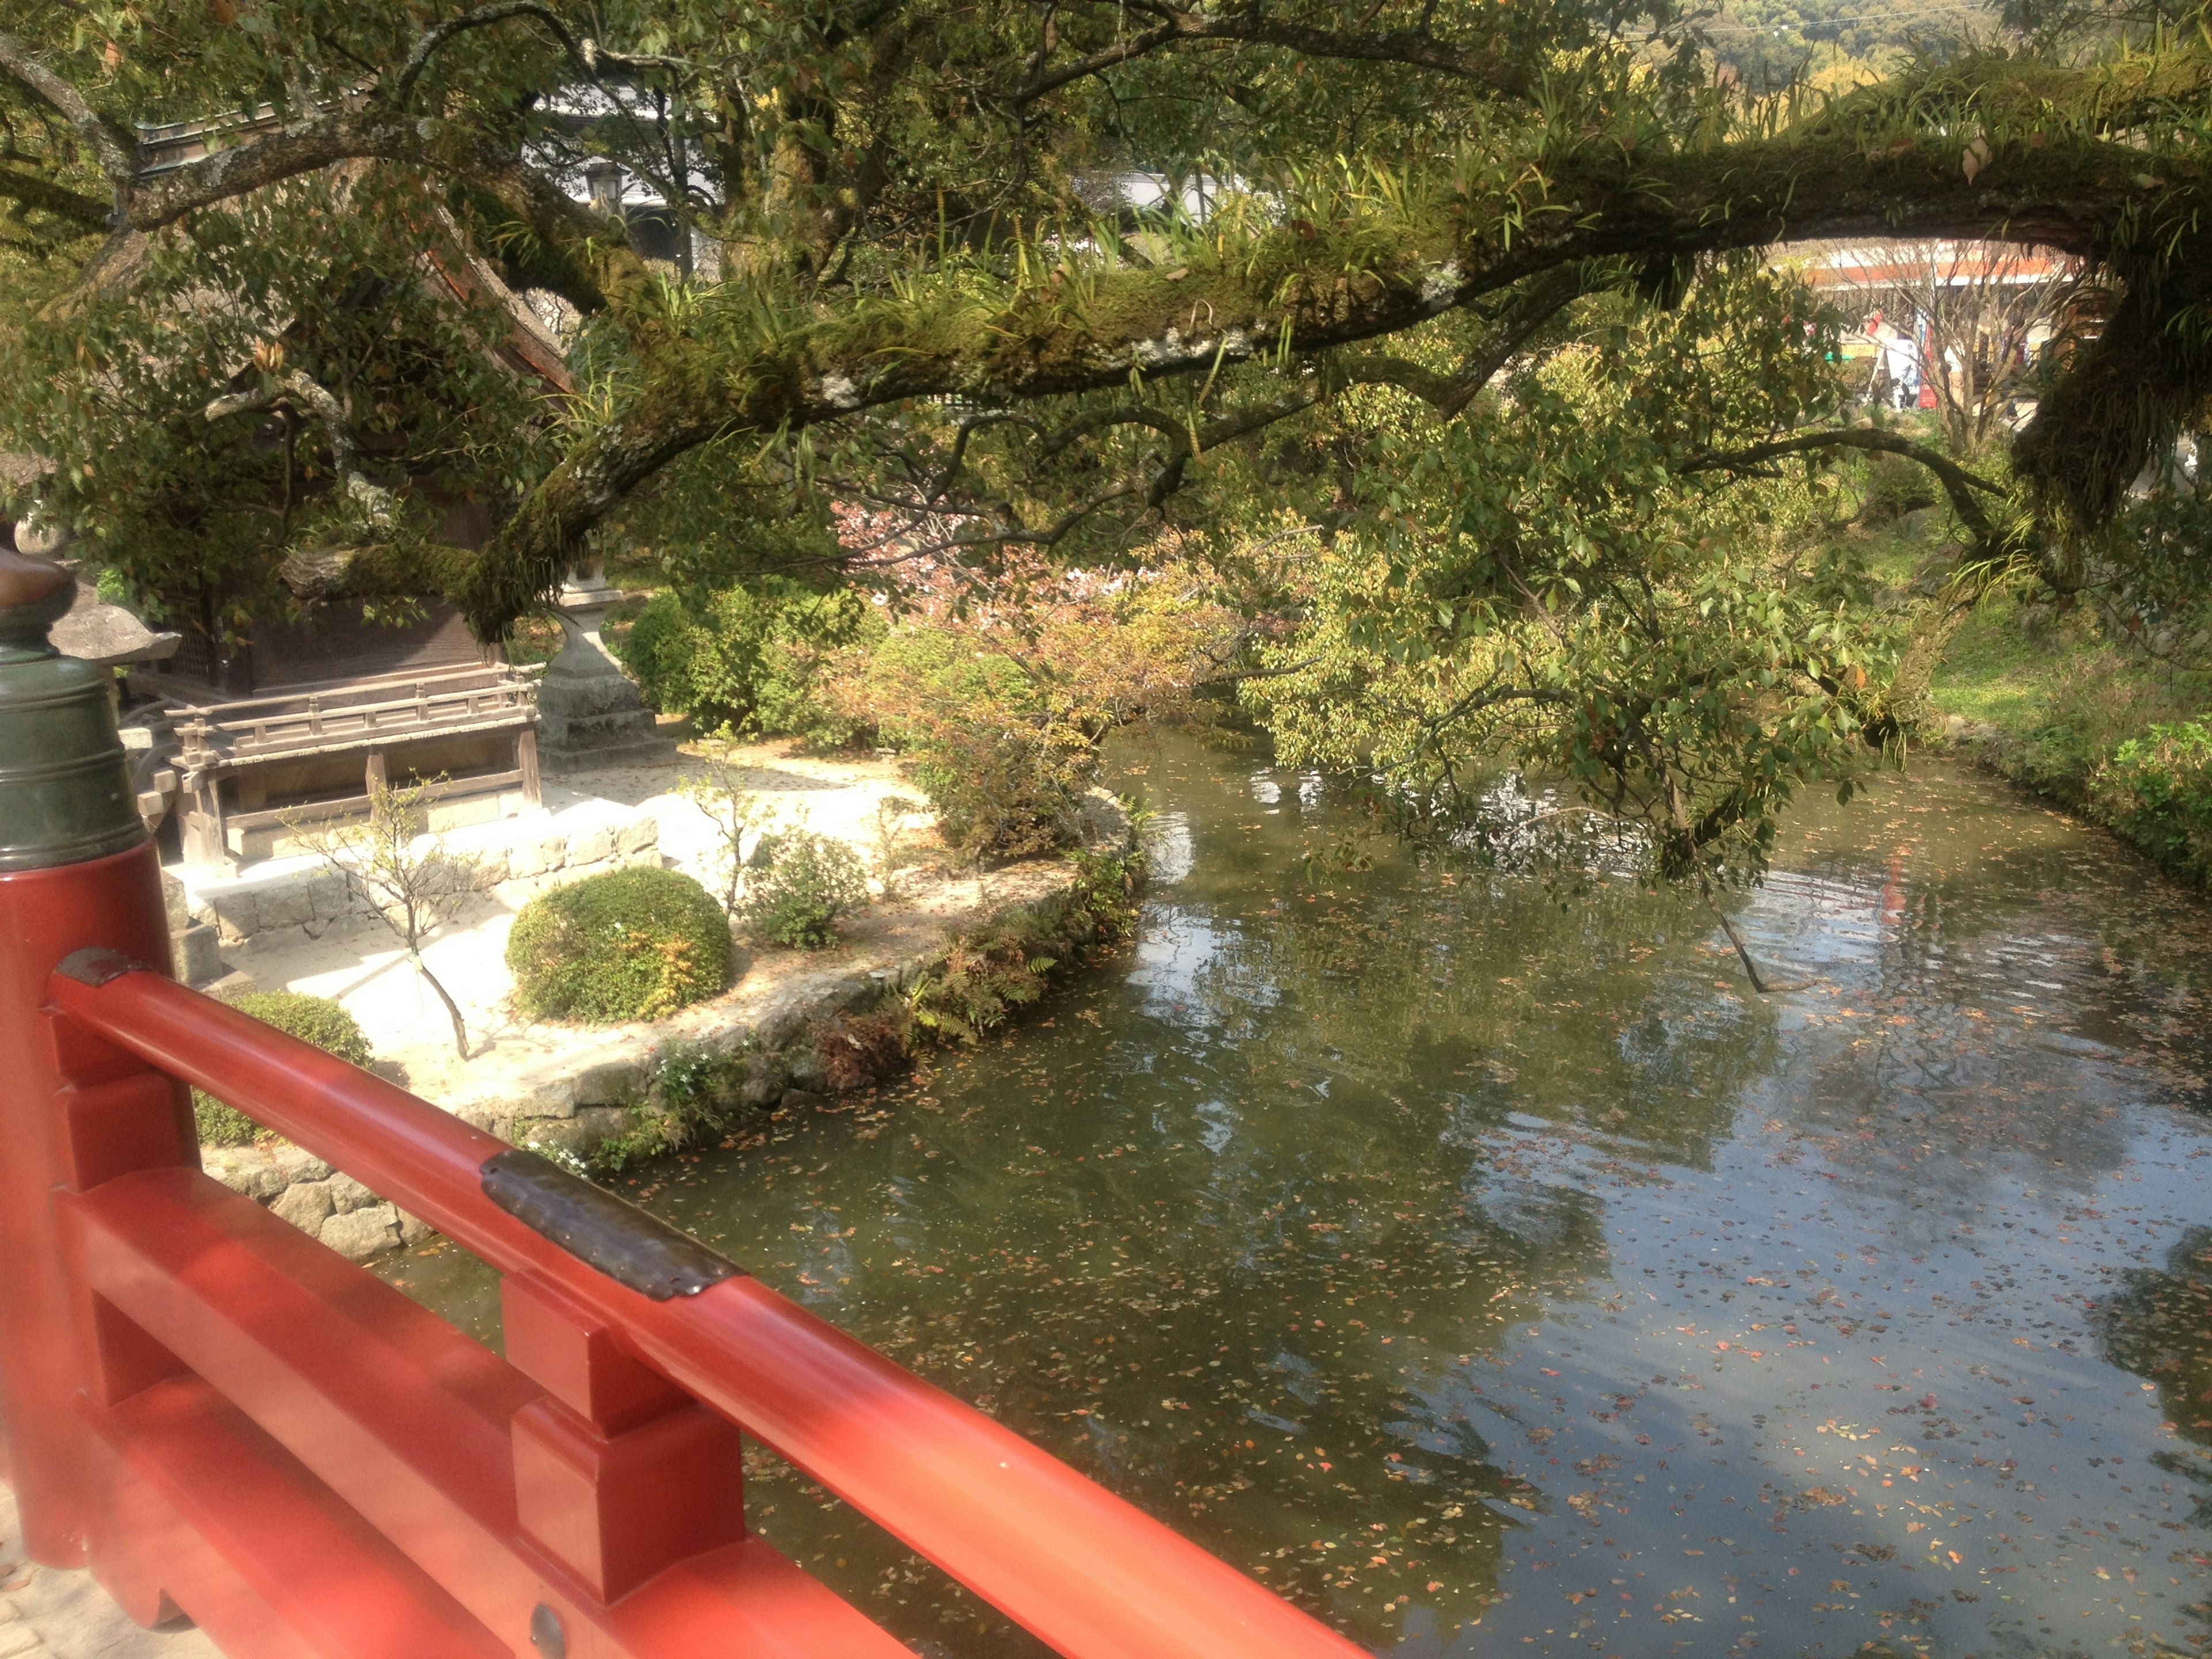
[0,838,1370,1659]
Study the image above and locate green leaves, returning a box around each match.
[1,167,545,624]
[1240,262,1892,887]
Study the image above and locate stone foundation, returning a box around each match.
[199,1140,438,1263]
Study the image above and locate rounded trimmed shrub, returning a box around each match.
[739,830,870,949]
[194,991,372,1147]
[507,866,732,1023]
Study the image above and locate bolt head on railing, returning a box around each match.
[0,548,145,872]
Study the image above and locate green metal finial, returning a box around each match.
[0,550,147,872]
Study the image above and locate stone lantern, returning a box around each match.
[533,557,677,773]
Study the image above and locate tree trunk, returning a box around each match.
[412,951,469,1060]
[1881,594,1976,741]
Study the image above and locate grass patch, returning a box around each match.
[1930,588,2211,883]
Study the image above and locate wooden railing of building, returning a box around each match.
[171,662,541,863]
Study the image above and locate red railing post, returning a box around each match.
[0,551,190,1566]
[502,1272,747,1604]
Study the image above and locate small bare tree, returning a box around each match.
[870,793,923,900]
[675,749,774,912]
[1850,240,2082,453]
[284,777,479,1058]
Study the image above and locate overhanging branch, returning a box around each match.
[1680,427,2005,547]
[1020,0,1540,103]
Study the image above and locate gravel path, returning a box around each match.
[0,1487,217,1659]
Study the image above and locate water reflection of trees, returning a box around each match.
[1062,820,1796,1639]
[2099,1228,2212,1461]
[2096,1229,2212,1654]
[1737,775,2212,1237]
[1778,771,2212,1120]
[1177,866,1783,1172]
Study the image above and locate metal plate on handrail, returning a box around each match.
[480,1148,744,1301]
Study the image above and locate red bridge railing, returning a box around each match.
[0,555,1366,1659]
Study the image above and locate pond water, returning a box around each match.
[385,736,2212,1659]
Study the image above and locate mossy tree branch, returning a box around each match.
[10,12,2212,639]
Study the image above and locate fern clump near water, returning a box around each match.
[507,867,732,1023]
[194,991,372,1147]
[906,847,1141,1044]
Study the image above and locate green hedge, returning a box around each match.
[739,830,870,948]
[507,866,732,1022]
[2097,718,2212,884]
[194,991,372,1147]
[619,578,879,742]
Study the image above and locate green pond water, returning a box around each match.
[385,736,2212,1659]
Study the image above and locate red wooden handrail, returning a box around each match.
[46,960,1367,1659]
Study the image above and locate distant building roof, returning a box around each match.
[1786,239,2078,292]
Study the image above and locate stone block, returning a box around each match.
[270,1179,335,1232]
[521,1117,593,1159]
[512,1075,581,1119]
[161,868,192,933]
[566,823,616,866]
[453,1102,520,1138]
[574,1057,644,1107]
[573,1105,634,1143]
[202,1146,288,1202]
[320,1203,401,1263]
[509,835,565,879]
[1080,787,1134,849]
[172,921,224,987]
[736,1052,787,1109]
[783,1048,830,1094]
[752,1001,808,1051]
[325,1172,380,1214]
[615,813,658,855]
[819,971,880,1016]
[469,847,510,886]
[396,1209,437,1248]
[256,881,315,930]
[270,1143,334,1184]
[305,870,353,921]
[205,889,258,943]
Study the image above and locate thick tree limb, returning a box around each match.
[1,25,2190,637]
[1019,1,1539,103]
[435,125,2183,634]
[205,372,398,524]
[389,2,692,109]
[1679,428,2004,547]
[393,2,584,107]
[1340,265,1595,417]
